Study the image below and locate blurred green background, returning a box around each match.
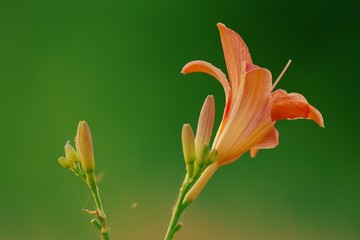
[0,0,359,239]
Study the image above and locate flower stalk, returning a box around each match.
[58,121,111,240]
[164,174,192,240]
[164,96,216,239]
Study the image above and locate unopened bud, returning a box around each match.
[182,124,195,164]
[76,121,95,174]
[195,95,215,150]
[58,157,71,169]
[58,156,77,170]
[65,141,79,162]
[182,124,195,177]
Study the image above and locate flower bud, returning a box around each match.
[76,121,95,174]
[195,95,215,152]
[182,124,195,165]
[65,141,79,162]
[182,124,195,176]
[58,157,71,169]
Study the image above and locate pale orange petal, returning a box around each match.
[250,127,279,158]
[308,105,325,128]
[181,60,230,100]
[213,68,273,165]
[246,63,260,71]
[217,23,252,94]
[271,89,324,127]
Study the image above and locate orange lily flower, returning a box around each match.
[182,23,324,202]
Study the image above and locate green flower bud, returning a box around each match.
[182,124,195,164]
[65,141,79,162]
[58,157,71,169]
[182,124,195,176]
[58,156,77,171]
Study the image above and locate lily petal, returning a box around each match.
[308,105,325,128]
[214,68,273,165]
[182,60,230,100]
[217,23,252,94]
[250,127,279,158]
[271,89,324,127]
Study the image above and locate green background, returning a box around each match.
[0,0,358,239]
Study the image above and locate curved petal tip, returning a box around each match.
[217,22,226,29]
[308,105,325,128]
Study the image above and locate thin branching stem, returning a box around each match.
[90,181,111,240]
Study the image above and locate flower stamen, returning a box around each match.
[271,59,292,91]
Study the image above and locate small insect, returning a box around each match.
[131,203,138,208]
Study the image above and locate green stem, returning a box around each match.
[88,173,111,240]
[164,176,193,240]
